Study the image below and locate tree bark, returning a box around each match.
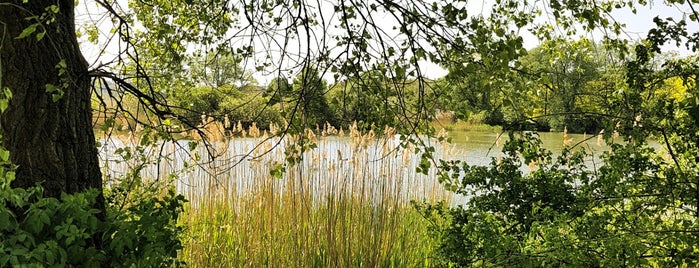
[0,0,103,208]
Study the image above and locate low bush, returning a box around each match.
[418,131,699,266]
[220,94,284,130]
[0,145,186,267]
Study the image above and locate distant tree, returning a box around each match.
[439,64,508,126]
[329,69,399,130]
[291,67,336,128]
[519,38,619,132]
[265,77,292,110]
[189,52,256,88]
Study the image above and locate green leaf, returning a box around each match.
[35,31,45,41]
[3,88,12,99]
[188,141,198,151]
[16,24,37,39]
[0,253,9,267]
[45,250,55,265]
[0,149,9,162]
[48,5,59,14]
[270,163,285,179]
[45,84,64,102]
[0,210,12,231]
[5,172,15,184]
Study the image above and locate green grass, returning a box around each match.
[170,124,451,267]
[181,193,437,267]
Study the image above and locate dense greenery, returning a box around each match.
[142,58,432,133]
[156,39,691,135]
[416,45,699,266]
[0,141,186,267]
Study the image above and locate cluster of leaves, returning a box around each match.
[0,146,186,267]
[417,43,699,266]
[103,176,187,267]
[418,132,699,266]
[0,151,105,266]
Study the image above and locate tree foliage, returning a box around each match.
[517,38,619,132]
[288,66,337,129]
[328,69,401,131]
[417,3,699,264]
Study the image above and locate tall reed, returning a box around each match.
[98,123,455,267]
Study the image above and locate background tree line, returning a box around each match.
[138,38,691,136]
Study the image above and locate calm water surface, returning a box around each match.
[99,129,615,205]
[446,129,612,166]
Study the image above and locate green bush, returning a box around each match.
[220,94,284,130]
[0,182,106,266]
[418,131,699,267]
[103,177,187,267]
[0,146,186,267]
[169,85,242,125]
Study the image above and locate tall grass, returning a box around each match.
[98,123,455,267]
[182,191,436,267]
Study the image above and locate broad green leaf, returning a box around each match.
[15,24,37,39]
[0,149,9,162]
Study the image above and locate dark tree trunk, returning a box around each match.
[0,0,103,209]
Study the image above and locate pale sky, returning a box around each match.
[607,2,694,55]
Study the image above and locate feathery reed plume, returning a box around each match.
[436,128,448,141]
[269,123,279,135]
[236,120,243,134]
[249,122,260,138]
[563,127,572,146]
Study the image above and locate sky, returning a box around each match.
[75,0,697,85]
[607,2,695,55]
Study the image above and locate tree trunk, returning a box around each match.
[0,0,103,208]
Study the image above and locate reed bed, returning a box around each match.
[98,123,456,267]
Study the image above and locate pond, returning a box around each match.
[98,128,613,206]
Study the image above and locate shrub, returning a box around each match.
[0,146,186,267]
[103,176,187,267]
[419,131,699,266]
[0,180,107,266]
[220,94,284,130]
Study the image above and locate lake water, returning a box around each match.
[446,129,612,166]
[98,129,612,205]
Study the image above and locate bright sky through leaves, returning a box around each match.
[74,0,695,85]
